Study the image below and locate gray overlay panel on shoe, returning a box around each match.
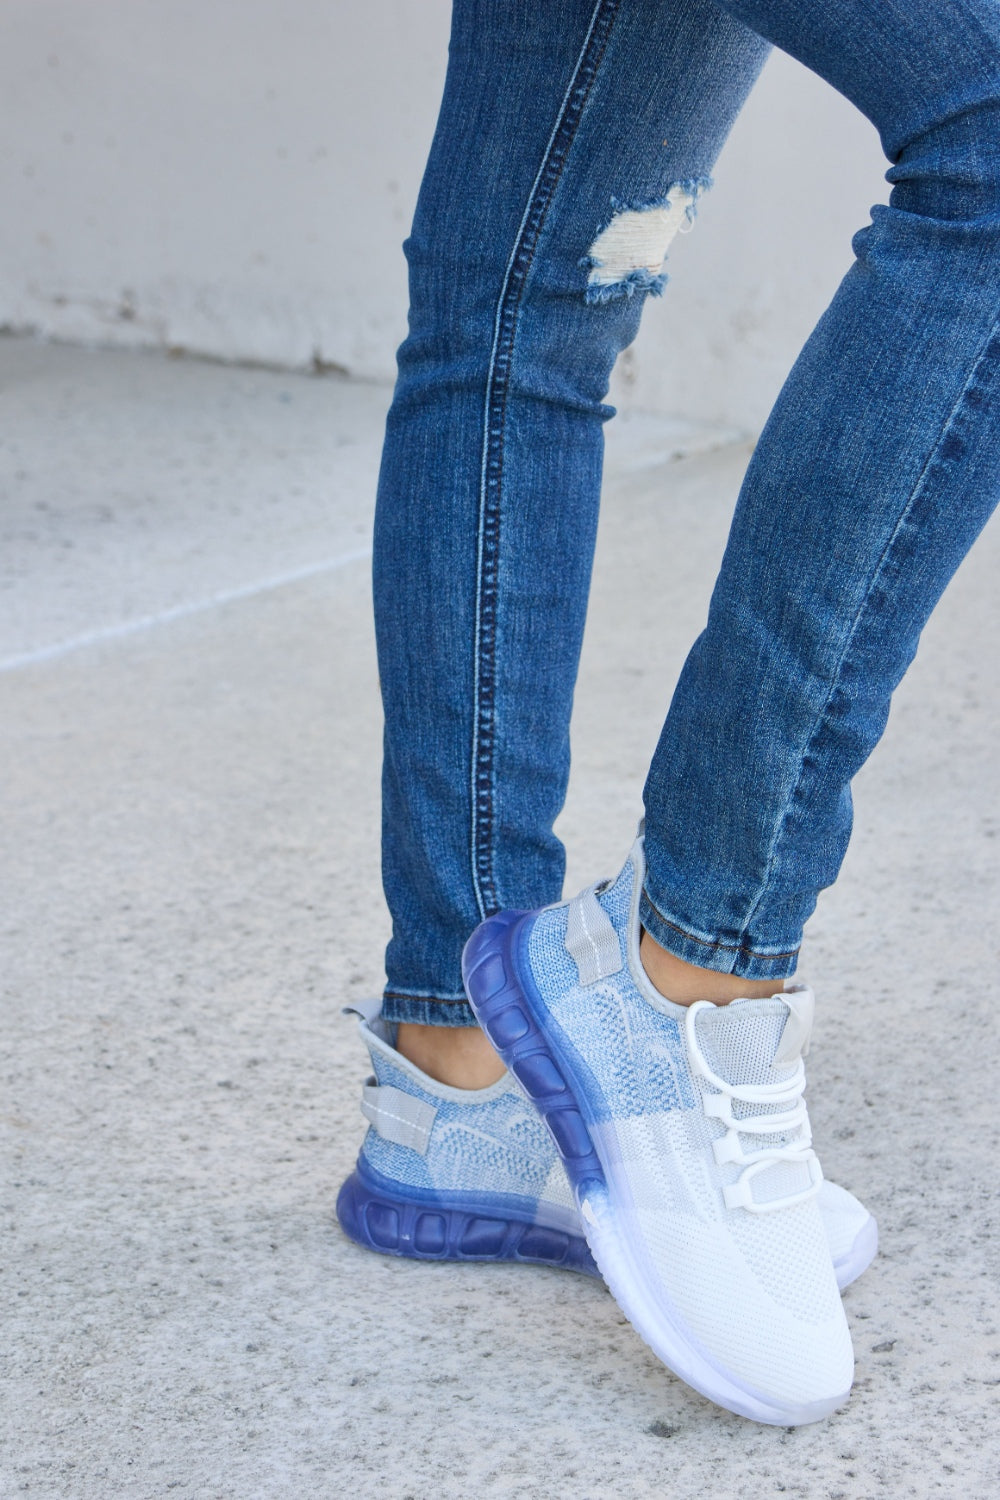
[772,988,815,1066]
[361,1082,437,1155]
[565,886,623,986]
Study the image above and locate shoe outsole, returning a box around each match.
[337,1157,600,1274]
[337,1162,876,1292]
[835,1211,878,1291]
[462,908,852,1426]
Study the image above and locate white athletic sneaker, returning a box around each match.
[337,1003,877,1289]
[463,836,856,1425]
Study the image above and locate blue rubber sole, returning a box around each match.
[336,1155,599,1275]
[462,909,607,1207]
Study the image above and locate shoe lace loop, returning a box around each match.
[685,1001,823,1215]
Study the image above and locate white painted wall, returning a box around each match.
[0,1,888,429]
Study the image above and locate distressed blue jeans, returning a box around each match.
[374,0,1000,1025]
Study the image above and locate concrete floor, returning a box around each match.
[2,336,998,1499]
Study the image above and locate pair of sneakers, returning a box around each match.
[338,836,871,1425]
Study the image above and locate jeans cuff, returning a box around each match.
[638,886,800,982]
[380,989,479,1028]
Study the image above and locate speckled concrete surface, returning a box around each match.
[2,338,998,1499]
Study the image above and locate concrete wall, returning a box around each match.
[0,1,889,429]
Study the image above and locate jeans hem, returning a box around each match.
[381,990,479,1028]
[638,887,799,982]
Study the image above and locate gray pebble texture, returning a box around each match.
[2,339,998,1498]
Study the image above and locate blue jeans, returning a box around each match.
[374,0,1000,1025]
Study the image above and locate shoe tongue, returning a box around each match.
[694,996,802,1086]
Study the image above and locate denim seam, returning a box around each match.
[383,989,469,1005]
[734,304,1000,947]
[469,0,621,920]
[639,887,801,962]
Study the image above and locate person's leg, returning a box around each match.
[641,0,1000,984]
[344,0,880,1310]
[373,0,770,1082]
[464,0,1000,1424]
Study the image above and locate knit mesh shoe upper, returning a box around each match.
[335,1007,600,1271]
[357,1012,576,1225]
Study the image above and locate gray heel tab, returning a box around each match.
[342,996,384,1024]
[773,987,815,1066]
[565,886,623,985]
[361,1083,436,1155]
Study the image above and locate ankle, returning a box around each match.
[639,929,785,1007]
[395,1020,507,1089]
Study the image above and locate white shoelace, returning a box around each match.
[685,1000,823,1215]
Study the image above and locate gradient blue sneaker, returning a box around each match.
[336,1003,877,1291]
[336,1002,594,1273]
[462,837,856,1426]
